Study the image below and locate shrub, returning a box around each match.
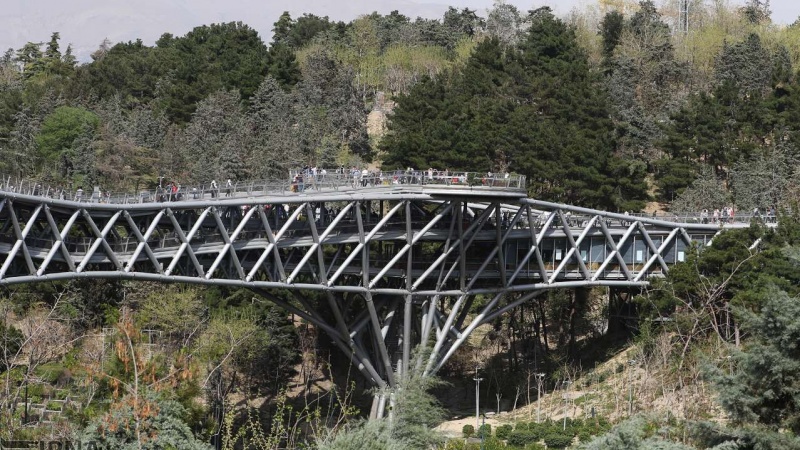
[523,444,546,450]
[507,429,538,446]
[478,423,492,438]
[442,438,469,450]
[462,424,475,438]
[483,436,505,450]
[36,362,68,384]
[46,401,62,411]
[543,431,574,449]
[496,424,513,440]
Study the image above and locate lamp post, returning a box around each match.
[480,414,486,450]
[536,373,545,423]
[628,359,637,416]
[474,366,483,430]
[562,380,571,431]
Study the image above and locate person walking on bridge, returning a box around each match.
[210,179,218,198]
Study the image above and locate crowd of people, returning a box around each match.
[697,206,777,224]
[289,166,515,190]
[0,172,783,228]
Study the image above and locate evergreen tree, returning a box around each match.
[382,9,648,210]
[44,32,61,61]
[272,12,295,47]
[443,7,484,37]
[182,90,248,182]
[15,42,45,80]
[708,282,800,447]
[606,1,686,162]
[296,51,371,160]
[267,43,301,87]
[715,33,773,96]
[670,166,729,212]
[599,11,624,63]
[156,22,270,123]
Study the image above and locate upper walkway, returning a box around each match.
[0,170,770,226]
[1,169,527,204]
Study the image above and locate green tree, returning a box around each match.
[157,22,270,123]
[0,62,24,174]
[272,12,295,47]
[273,13,336,49]
[657,78,767,199]
[70,39,170,105]
[318,353,446,450]
[267,43,301,87]
[182,89,249,182]
[670,166,729,213]
[599,11,624,63]
[708,286,800,446]
[80,391,212,450]
[381,38,508,172]
[512,8,647,209]
[740,0,771,24]
[443,7,484,37]
[715,33,773,95]
[582,415,694,449]
[729,139,799,211]
[382,10,648,210]
[35,105,100,166]
[296,51,370,161]
[15,42,45,80]
[44,32,61,61]
[606,1,686,162]
[39,31,76,77]
[248,76,303,177]
[0,321,22,373]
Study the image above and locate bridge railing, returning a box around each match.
[0,170,527,205]
[624,211,777,226]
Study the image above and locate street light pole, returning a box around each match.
[628,359,636,416]
[480,414,486,450]
[563,380,571,431]
[474,366,483,430]
[536,373,545,424]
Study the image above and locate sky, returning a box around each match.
[0,0,798,62]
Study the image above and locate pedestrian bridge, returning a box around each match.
[0,171,760,405]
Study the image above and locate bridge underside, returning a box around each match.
[0,190,726,397]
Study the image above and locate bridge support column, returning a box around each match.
[607,287,641,337]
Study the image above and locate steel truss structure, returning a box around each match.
[0,182,748,414]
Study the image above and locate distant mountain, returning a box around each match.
[0,0,471,62]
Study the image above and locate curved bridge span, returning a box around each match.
[0,172,752,411]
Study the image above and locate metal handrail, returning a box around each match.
[0,169,527,205]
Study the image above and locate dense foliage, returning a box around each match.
[382,8,649,210]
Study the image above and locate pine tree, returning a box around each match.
[709,285,800,445]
